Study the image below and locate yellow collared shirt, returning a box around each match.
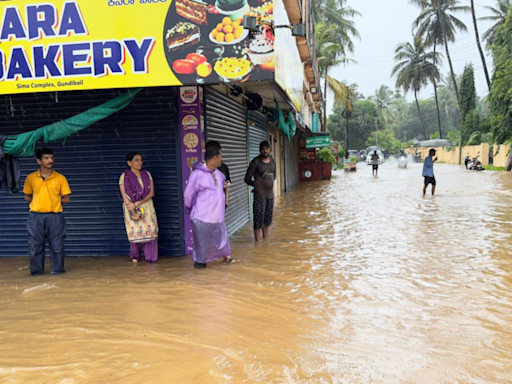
[23,170,71,213]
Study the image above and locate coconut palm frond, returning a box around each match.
[325,74,353,112]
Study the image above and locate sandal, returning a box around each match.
[226,257,240,264]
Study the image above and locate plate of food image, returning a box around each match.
[213,57,252,82]
[209,17,249,45]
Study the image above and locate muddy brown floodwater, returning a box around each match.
[2,161,512,383]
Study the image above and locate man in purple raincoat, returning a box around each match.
[184,141,238,268]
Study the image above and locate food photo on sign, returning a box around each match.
[163,0,275,85]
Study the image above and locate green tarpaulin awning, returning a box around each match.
[1,88,143,157]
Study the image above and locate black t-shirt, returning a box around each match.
[218,162,231,183]
[244,156,276,199]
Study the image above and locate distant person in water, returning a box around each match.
[422,148,438,195]
[371,151,380,176]
[184,141,238,268]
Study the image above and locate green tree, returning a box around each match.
[316,22,354,129]
[489,6,512,143]
[410,0,470,105]
[389,91,408,138]
[437,84,460,131]
[480,0,512,48]
[365,129,403,154]
[312,0,361,55]
[392,38,441,139]
[371,85,397,125]
[327,100,382,150]
[396,98,440,140]
[459,63,477,163]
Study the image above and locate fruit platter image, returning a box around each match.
[214,57,252,82]
[209,17,249,45]
[163,0,275,84]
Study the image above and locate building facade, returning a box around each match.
[0,0,319,257]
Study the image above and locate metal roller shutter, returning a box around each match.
[205,88,249,235]
[285,134,299,191]
[0,87,181,257]
[247,110,268,161]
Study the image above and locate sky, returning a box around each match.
[326,0,499,114]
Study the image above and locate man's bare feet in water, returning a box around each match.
[223,256,240,264]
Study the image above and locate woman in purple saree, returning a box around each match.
[119,152,159,262]
[184,141,237,268]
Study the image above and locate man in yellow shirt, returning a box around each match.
[23,148,71,275]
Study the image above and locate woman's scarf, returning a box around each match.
[123,169,151,202]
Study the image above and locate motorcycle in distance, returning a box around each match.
[465,152,484,171]
[397,151,407,168]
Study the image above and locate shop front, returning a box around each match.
[0,88,182,257]
[0,0,314,256]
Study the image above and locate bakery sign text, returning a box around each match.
[0,1,155,82]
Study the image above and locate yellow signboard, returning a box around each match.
[0,0,276,95]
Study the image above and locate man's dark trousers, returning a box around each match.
[27,212,66,275]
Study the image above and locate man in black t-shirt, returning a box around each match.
[245,140,276,241]
[218,162,231,209]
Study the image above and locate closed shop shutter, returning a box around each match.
[0,87,181,257]
[247,110,268,161]
[205,87,249,235]
[285,134,299,191]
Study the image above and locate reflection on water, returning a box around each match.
[2,162,512,382]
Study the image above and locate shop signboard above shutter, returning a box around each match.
[0,0,276,96]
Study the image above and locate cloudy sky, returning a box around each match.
[326,0,498,113]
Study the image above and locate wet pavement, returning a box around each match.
[2,160,512,383]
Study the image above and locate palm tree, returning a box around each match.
[437,84,460,130]
[480,0,512,48]
[391,91,408,139]
[371,85,396,125]
[470,0,491,89]
[410,0,470,105]
[316,22,354,129]
[312,0,361,55]
[392,38,441,139]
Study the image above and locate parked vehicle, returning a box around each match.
[465,152,484,171]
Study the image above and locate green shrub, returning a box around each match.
[483,165,505,171]
[316,148,336,164]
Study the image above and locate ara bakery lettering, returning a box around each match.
[0,2,154,84]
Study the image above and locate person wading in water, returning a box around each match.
[245,140,276,241]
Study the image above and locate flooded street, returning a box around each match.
[2,161,512,383]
